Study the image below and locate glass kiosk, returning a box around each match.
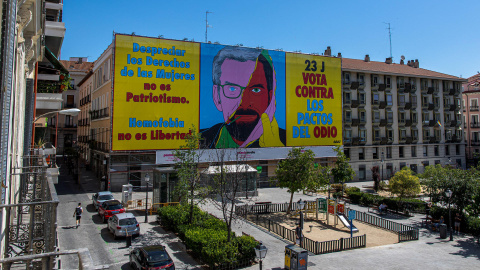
[152,167,178,208]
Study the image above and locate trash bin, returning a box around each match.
[439,224,447,239]
[285,244,308,270]
[126,235,132,247]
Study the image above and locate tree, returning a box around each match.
[173,126,209,224]
[331,146,355,195]
[388,167,421,199]
[210,148,247,242]
[420,164,480,215]
[275,147,315,214]
[306,164,330,194]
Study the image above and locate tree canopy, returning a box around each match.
[388,167,421,199]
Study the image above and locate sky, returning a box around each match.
[61,0,480,79]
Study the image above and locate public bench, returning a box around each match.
[368,204,384,215]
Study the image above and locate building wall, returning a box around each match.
[342,66,465,181]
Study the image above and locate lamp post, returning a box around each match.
[297,199,305,230]
[381,152,385,182]
[254,242,268,270]
[448,157,452,168]
[445,189,453,241]
[144,173,150,223]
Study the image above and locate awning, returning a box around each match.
[44,46,69,74]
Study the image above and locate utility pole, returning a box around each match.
[205,11,213,43]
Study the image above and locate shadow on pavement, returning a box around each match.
[450,237,480,260]
[92,213,106,224]
[120,262,133,270]
[86,203,97,213]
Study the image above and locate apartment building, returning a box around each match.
[342,55,465,181]
[462,73,480,167]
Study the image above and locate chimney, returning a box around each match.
[77,58,83,64]
[364,54,370,62]
[400,59,404,65]
[407,60,411,67]
[385,57,392,64]
[337,52,342,58]
[324,46,331,56]
[414,59,419,68]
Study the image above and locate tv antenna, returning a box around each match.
[384,22,393,59]
[205,11,213,43]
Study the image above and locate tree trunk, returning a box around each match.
[287,192,294,214]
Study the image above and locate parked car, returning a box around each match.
[107,213,140,239]
[129,245,175,270]
[98,200,125,222]
[92,191,114,210]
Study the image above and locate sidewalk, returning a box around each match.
[202,187,480,270]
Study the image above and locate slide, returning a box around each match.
[337,213,359,232]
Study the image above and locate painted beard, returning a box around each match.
[225,108,260,143]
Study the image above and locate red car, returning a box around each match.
[98,200,125,222]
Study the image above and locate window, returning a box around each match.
[422,96,429,107]
[344,111,352,122]
[358,74,365,85]
[387,111,393,123]
[412,112,418,123]
[373,111,380,123]
[400,129,406,139]
[359,148,365,160]
[358,166,366,180]
[434,145,439,156]
[411,95,417,105]
[344,129,352,143]
[399,146,404,158]
[397,77,405,88]
[423,146,428,157]
[66,95,74,108]
[359,93,366,104]
[411,146,417,157]
[434,97,440,108]
[373,147,378,159]
[433,80,439,91]
[372,75,379,87]
[359,129,366,142]
[360,111,366,122]
[400,162,406,170]
[344,92,351,104]
[471,115,478,123]
[386,147,392,158]
[374,129,380,140]
[412,129,418,139]
[385,76,392,88]
[343,73,350,84]
[423,161,429,168]
[471,99,478,108]
[344,148,350,159]
[387,129,394,141]
[373,93,379,104]
[456,145,460,155]
[422,112,430,122]
[399,112,406,123]
[386,94,393,106]
[421,79,428,90]
[398,95,405,106]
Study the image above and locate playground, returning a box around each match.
[245,199,398,248]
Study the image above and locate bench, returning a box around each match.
[368,204,386,215]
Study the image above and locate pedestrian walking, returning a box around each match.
[73,203,83,228]
[454,213,461,234]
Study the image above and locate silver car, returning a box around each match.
[92,191,114,210]
[108,213,140,239]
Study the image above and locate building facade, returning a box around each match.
[462,73,480,167]
[342,55,465,181]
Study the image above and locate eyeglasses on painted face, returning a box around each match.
[219,83,263,99]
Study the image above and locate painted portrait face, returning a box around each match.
[213,58,272,142]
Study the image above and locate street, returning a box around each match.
[55,162,201,269]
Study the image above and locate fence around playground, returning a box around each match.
[248,215,366,255]
[235,201,419,249]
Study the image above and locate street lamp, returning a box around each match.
[33,108,81,148]
[381,151,385,182]
[254,242,268,270]
[445,189,453,241]
[297,199,305,230]
[448,157,452,167]
[144,173,150,223]
[34,108,81,122]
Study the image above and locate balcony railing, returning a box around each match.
[471,122,480,128]
[470,106,479,111]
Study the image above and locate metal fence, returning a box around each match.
[246,215,366,255]
[347,207,419,242]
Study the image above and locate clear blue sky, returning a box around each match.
[61,0,479,78]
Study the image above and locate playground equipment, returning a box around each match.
[289,200,317,219]
[337,213,358,232]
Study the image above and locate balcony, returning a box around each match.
[351,118,360,126]
[379,101,387,109]
[343,138,352,146]
[405,120,413,126]
[344,118,352,126]
[405,137,413,144]
[428,103,434,110]
[350,81,360,90]
[35,93,63,112]
[352,137,360,145]
[373,136,381,144]
[398,119,406,126]
[64,123,77,128]
[380,137,388,144]
[404,102,412,110]
[449,89,455,95]
[351,100,359,108]
[449,104,456,111]
[471,139,480,146]
[399,136,407,143]
[470,106,479,111]
[372,119,380,126]
[429,137,437,144]
[380,119,387,127]
[427,87,434,94]
[378,84,386,91]
[471,122,480,128]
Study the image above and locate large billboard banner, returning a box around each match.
[112,34,341,151]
